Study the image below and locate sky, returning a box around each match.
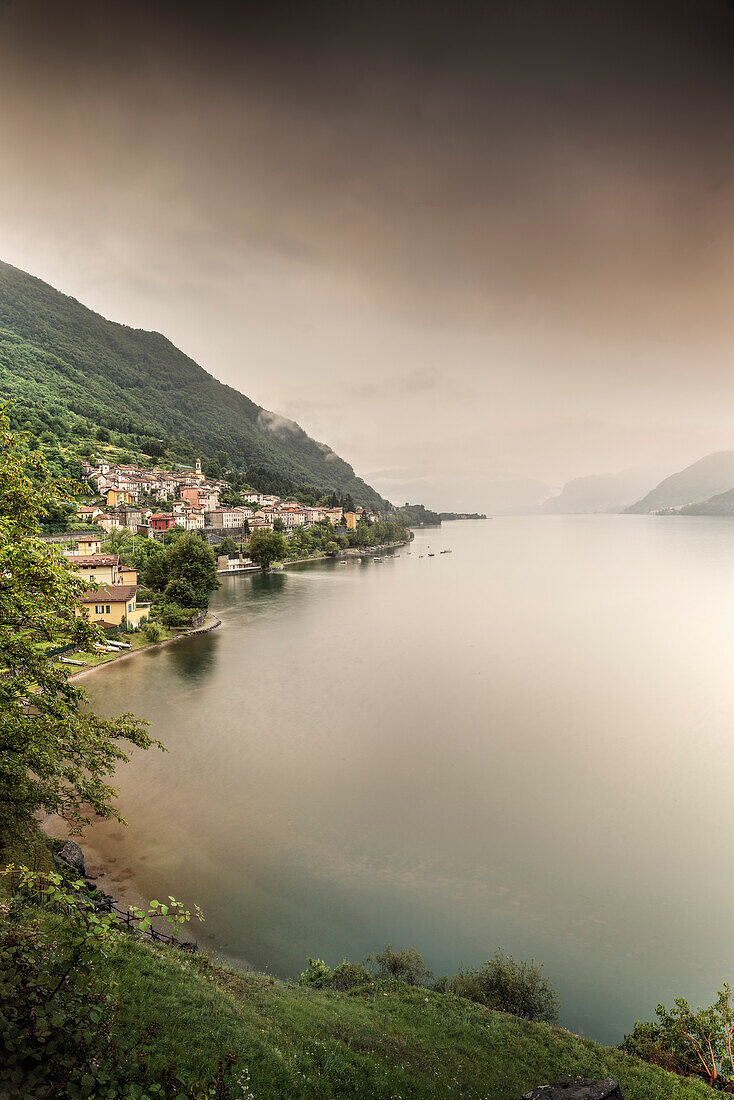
[2,0,734,510]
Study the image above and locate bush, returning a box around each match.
[159,602,197,628]
[330,961,372,991]
[449,950,559,1024]
[299,957,333,989]
[141,621,165,643]
[371,946,433,987]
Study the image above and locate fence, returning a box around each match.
[108,902,198,952]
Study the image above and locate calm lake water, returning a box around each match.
[81,516,734,1042]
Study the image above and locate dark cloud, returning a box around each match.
[2,1,734,505]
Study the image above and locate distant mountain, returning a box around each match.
[676,488,734,516]
[626,452,734,514]
[540,467,664,514]
[0,260,387,508]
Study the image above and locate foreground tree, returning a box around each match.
[248,529,288,571]
[0,411,155,839]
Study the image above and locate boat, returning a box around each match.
[428,552,435,557]
[373,556,383,563]
[440,549,452,554]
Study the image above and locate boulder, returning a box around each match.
[58,840,86,876]
[522,1080,624,1100]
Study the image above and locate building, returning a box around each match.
[180,506,205,531]
[207,508,246,529]
[343,511,358,531]
[105,488,138,507]
[217,553,254,572]
[67,535,103,556]
[278,506,307,529]
[65,554,121,586]
[324,507,344,526]
[78,584,148,628]
[76,505,104,524]
[150,512,176,534]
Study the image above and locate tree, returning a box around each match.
[624,986,734,1085]
[273,516,285,534]
[0,411,155,837]
[161,532,219,610]
[248,529,288,571]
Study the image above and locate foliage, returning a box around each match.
[299,957,372,993]
[141,621,165,643]
[0,866,204,1099]
[398,503,442,526]
[370,945,434,987]
[299,957,333,989]
[248,529,289,571]
[141,531,218,610]
[159,602,198,628]
[623,987,734,1084]
[329,960,373,992]
[0,411,155,835]
[0,260,389,508]
[448,949,560,1024]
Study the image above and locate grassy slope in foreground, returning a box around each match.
[89,935,710,1099]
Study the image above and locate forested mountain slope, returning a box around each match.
[0,260,387,508]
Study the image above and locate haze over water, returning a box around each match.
[82,517,734,1042]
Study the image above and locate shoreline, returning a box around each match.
[68,611,222,682]
[53,541,410,928]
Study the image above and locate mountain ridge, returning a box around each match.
[625,451,734,514]
[0,260,388,508]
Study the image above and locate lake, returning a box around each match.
[80,516,734,1043]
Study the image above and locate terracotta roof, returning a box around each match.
[69,555,120,567]
[79,584,138,603]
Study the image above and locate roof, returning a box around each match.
[69,555,120,567]
[79,584,138,603]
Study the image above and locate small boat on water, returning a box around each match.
[440,549,452,554]
[428,552,435,557]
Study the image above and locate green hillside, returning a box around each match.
[0,260,387,509]
[0,906,711,1100]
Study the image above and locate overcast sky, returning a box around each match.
[2,0,734,509]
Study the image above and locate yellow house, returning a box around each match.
[68,554,121,586]
[106,488,137,507]
[78,584,148,628]
[69,536,103,556]
[343,511,358,531]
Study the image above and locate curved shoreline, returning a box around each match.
[69,612,222,682]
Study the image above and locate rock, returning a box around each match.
[522,1080,624,1100]
[58,840,86,876]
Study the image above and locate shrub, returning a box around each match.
[159,602,197,628]
[141,621,165,643]
[299,957,333,989]
[330,960,372,991]
[449,950,559,1024]
[371,945,433,987]
[621,1020,684,1074]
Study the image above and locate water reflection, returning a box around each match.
[81,517,734,1043]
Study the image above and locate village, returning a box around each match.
[59,457,384,634]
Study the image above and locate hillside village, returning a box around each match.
[58,457,385,635]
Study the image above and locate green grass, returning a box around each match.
[90,937,710,1099]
